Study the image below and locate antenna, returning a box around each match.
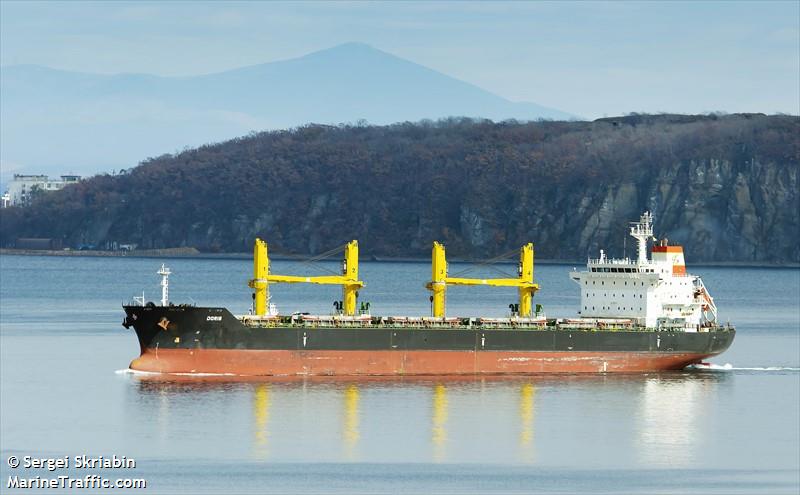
[623,233,627,260]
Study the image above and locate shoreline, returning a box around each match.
[1,248,798,268]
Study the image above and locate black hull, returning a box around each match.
[122,305,735,375]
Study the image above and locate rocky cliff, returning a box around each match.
[2,114,797,262]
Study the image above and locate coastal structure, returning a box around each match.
[3,174,81,207]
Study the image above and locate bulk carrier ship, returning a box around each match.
[122,213,734,375]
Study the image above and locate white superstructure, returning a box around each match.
[569,212,717,330]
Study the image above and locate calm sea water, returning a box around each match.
[1,254,798,494]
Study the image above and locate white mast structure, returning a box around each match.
[157,264,172,306]
[630,211,654,264]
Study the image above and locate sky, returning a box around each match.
[1,0,798,119]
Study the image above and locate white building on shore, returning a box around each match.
[2,174,81,207]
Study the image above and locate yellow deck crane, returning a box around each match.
[248,238,364,317]
[426,242,539,318]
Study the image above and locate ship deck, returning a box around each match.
[235,314,731,333]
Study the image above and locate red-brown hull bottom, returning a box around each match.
[130,349,713,375]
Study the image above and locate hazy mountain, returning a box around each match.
[0,43,574,179]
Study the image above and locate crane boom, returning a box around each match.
[426,242,538,318]
[248,239,363,316]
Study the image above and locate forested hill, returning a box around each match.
[1,114,798,262]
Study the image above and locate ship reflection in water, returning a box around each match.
[519,383,535,462]
[253,384,270,460]
[636,375,717,467]
[343,384,360,459]
[130,372,726,466]
[431,384,448,462]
